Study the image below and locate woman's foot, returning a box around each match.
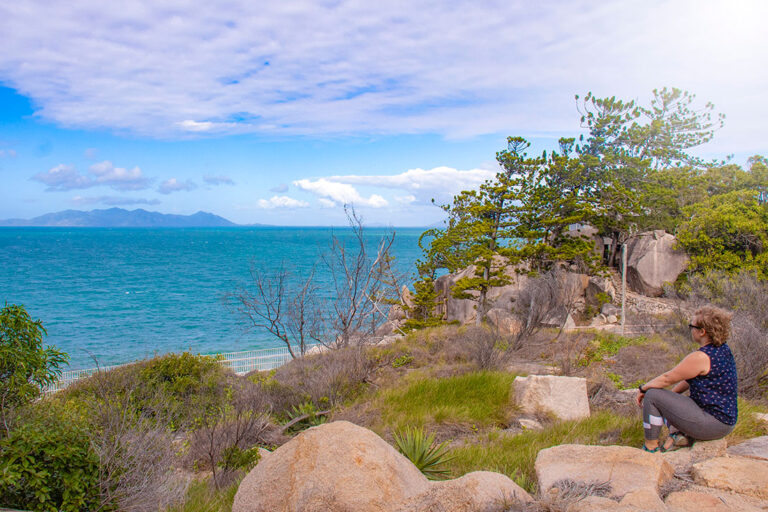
[642,440,660,452]
[662,432,693,452]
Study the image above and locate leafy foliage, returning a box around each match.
[0,403,102,512]
[392,426,453,480]
[0,304,67,433]
[65,352,227,430]
[677,190,768,278]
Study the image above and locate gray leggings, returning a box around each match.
[643,388,733,441]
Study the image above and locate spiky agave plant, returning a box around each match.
[392,426,453,480]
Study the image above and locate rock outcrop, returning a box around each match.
[625,230,688,297]
[486,307,522,335]
[513,375,590,421]
[726,435,768,461]
[535,445,674,498]
[233,421,531,512]
[664,490,764,512]
[691,456,768,499]
[661,439,727,473]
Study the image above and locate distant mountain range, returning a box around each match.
[0,208,238,227]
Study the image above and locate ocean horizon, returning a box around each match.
[0,226,426,370]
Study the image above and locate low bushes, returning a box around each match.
[0,402,102,512]
[64,352,229,430]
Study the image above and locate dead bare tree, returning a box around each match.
[320,206,396,348]
[230,206,398,355]
[228,264,322,358]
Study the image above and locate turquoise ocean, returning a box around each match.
[0,227,425,370]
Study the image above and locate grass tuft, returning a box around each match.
[167,478,239,512]
[376,371,517,431]
[448,411,643,493]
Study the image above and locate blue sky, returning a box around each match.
[1,0,766,226]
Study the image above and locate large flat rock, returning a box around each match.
[691,456,768,500]
[661,438,727,472]
[665,490,764,512]
[726,435,768,461]
[513,375,590,421]
[535,444,674,498]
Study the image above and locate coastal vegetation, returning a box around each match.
[2,88,767,511]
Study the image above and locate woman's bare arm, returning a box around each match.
[636,351,708,406]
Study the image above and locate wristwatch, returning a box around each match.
[638,384,647,393]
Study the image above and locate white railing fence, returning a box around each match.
[45,344,320,394]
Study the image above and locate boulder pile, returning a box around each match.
[233,378,768,511]
[232,421,532,512]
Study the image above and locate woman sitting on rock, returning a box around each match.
[636,305,738,452]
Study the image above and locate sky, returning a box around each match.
[0,0,766,226]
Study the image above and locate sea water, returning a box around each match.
[0,227,425,369]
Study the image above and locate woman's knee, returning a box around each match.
[644,388,663,403]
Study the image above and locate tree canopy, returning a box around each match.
[413,88,767,324]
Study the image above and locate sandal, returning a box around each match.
[642,444,660,453]
[661,432,693,452]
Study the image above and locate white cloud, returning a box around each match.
[293,178,389,208]
[158,178,197,194]
[203,174,235,186]
[395,195,416,205]
[32,164,91,191]
[0,0,765,150]
[0,149,17,158]
[328,166,496,202]
[257,195,309,209]
[317,198,337,208]
[89,161,150,191]
[32,161,151,191]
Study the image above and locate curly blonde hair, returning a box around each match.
[695,306,733,346]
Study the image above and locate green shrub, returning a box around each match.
[392,353,414,368]
[393,426,453,480]
[64,352,228,430]
[0,303,68,433]
[577,333,646,367]
[0,403,103,512]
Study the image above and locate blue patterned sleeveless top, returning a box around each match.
[686,343,738,425]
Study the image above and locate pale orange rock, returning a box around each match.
[565,496,629,511]
[513,375,590,421]
[619,488,667,511]
[662,438,727,472]
[232,421,429,512]
[691,456,768,500]
[665,490,763,512]
[394,471,532,512]
[535,445,674,498]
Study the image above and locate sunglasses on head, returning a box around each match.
[688,323,703,330]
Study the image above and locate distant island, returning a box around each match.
[0,208,238,227]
